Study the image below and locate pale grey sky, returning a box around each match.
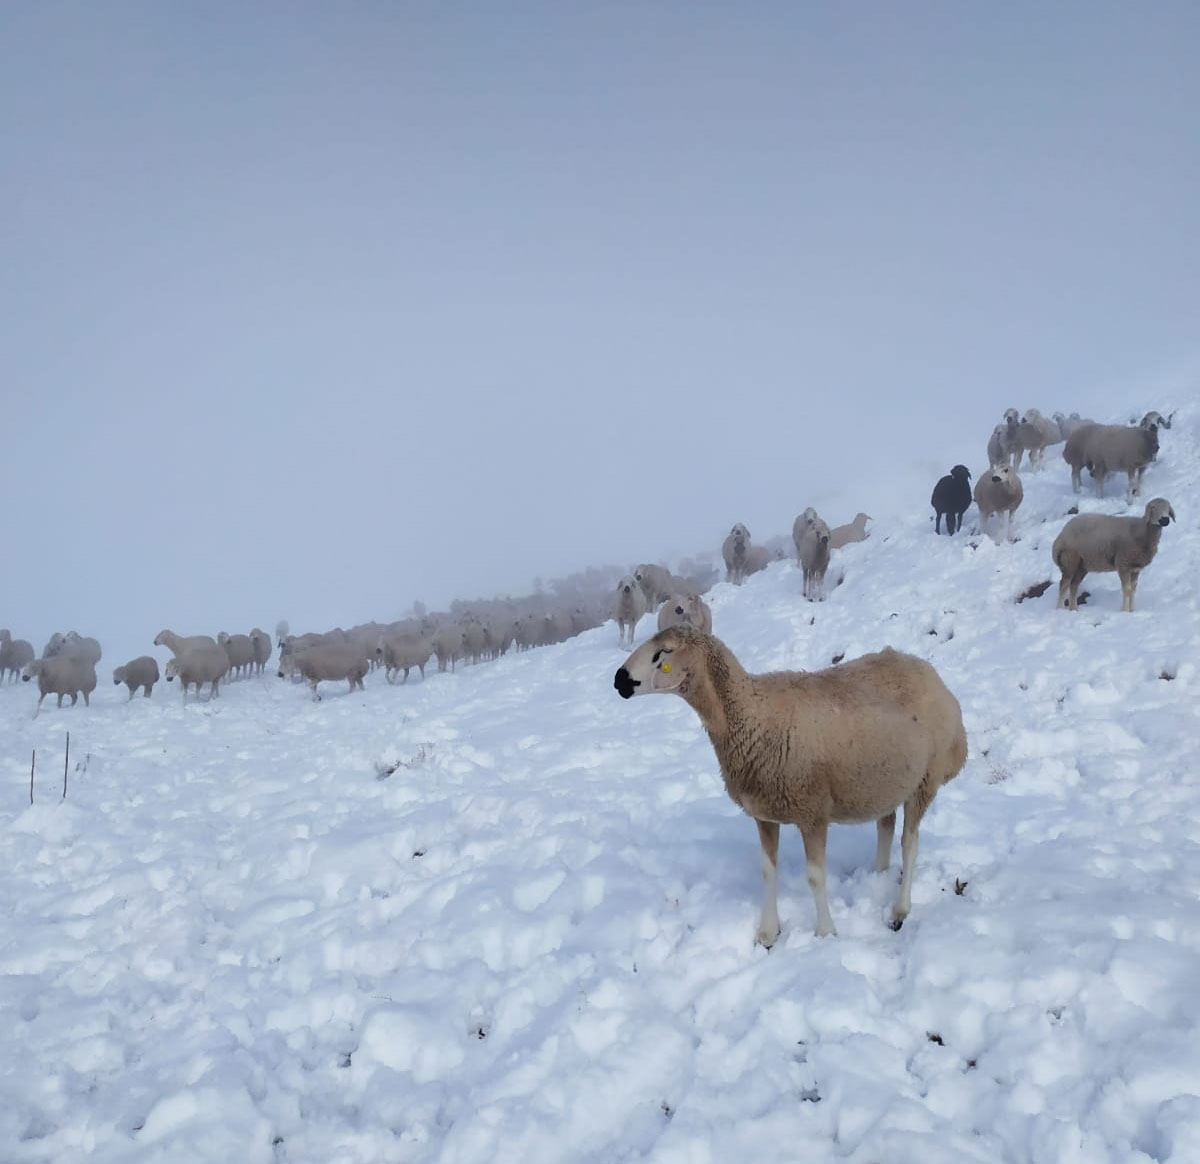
[4,2,1198,660]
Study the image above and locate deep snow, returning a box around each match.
[2,404,1199,1164]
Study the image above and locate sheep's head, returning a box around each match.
[617,574,638,597]
[988,463,1016,485]
[614,626,708,700]
[1144,498,1176,528]
[730,523,750,545]
[165,658,179,682]
[811,519,831,547]
[951,465,971,481]
[21,661,39,682]
[112,667,124,685]
[153,630,170,647]
[1004,408,1019,428]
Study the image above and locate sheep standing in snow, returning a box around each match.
[22,655,98,718]
[796,518,832,600]
[657,592,713,634]
[1014,408,1063,470]
[614,628,967,940]
[113,656,160,699]
[722,524,754,585]
[828,512,871,550]
[165,643,230,701]
[217,632,255,679]
[1051,497,1175,612]
[154,629,217,657]
[0,630,34,683]
[1071,424,1159,498]
[277,640,369,700]
[973,463,1024,542]
[249,628,272,675]
[613,575,647,648]
[930,466,972,535]
[376,631,433,684]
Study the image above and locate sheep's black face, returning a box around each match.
[22,674,30,683]
[1158,515,1171,527]
[614,667,639,699]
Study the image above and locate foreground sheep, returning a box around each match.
[930,466,972,534]
[722,524,753,585]
[278,641,368,700]
[973,463,1024,542]
[828,512,871,550]
[165,643,230,701]
[1052,497,1175,612]
[613,628,967,940]
[22,655,98,718]
[113,656,160,699]
[796,518,832,600]
[0,630,34,683]
[656,592,713,634]
[613,576,647,649]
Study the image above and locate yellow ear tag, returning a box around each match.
[661,662,671,673]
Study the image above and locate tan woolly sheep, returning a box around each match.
[722,524,753,585]
[113,656,160,699]
[22,655,98,718]
[828,512,872,550]
[165,643,229,701]
[277,640,368,700]
[0,630,34,683]
[796,517,832,600]
[614,628,967,941]
[973,463,1024,542]
[1052,497,1175,611]
[656,592,713,634]
[154,629,218,657]
[613,575,647,649]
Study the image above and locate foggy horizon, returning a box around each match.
[5,2,1198,663]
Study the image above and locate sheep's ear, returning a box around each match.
[1169,506,1177,522]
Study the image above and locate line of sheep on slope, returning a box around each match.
[931,407,1176,612]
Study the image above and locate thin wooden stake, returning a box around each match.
[63,732,70,800]
[30,750,35,805]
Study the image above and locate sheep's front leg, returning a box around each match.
[893,795,930,929]
[755,820,781,947]
[875,811,896,872]
[799,821,836,937]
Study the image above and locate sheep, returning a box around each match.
[613,628,967,940]
[165,643,229,701]
[22,655,98,718]
[217,632,255,679]
[657,592,713,634]
[987,424,1016,470]
[42,631,70,658]
[634,564,679,609]
[972,463,1024,542]
[1068,424,1159,497]
[275,620,290,648]
[1053,411,1092,440]
[796,518,832,600]
[613,575,647,649]
[0,630,34,683]
[828,512,871,550]
[1051,497,1175,612]
[277,640,368,700]
[930,465,972,534]
[722,524,753,585]
[1014,408,1062,470]
[113,656,160,699]
[376,632,433,683]
[154,629,218,657]
[249,628,272,674]
[430,623,464,672]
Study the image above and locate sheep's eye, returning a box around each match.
[652,650,661,663]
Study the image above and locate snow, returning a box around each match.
[3,402,1199,1163]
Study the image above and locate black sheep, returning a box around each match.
[931,465,972,534]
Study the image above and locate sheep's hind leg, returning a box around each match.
[755,820,781,947]
[893,789,932,930]
[875,811,896,872]
[799,821,836,937]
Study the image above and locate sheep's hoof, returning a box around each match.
[814,922,837,939]
[755,926,780,949]
[889,914,907,932]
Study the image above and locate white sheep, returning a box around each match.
[376,632,433,683]
[165,643,230,701]
[113,656,160,699]
[656,592,713,634]
[1052,497,1175,612]
[217,632,255,679]
[0,629,34,683]
[828,512,871,550]
[722,524,753,585]
[796,517,831,600]
[154,629,218,656]
[1071,424,1159,497]
[972,463,1024,542]
[1014,408,1062,470]
[613,575,647,649]
[249,628,272,674]
[614,628,967,940]
[22,655,98,718]
[277,640,368,700]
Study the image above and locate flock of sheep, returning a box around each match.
[0,403,1184,943]
[931,407,1176,611]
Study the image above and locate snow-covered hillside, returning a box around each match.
[2,404,1198,1164]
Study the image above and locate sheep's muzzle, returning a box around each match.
[613,667,639,699]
